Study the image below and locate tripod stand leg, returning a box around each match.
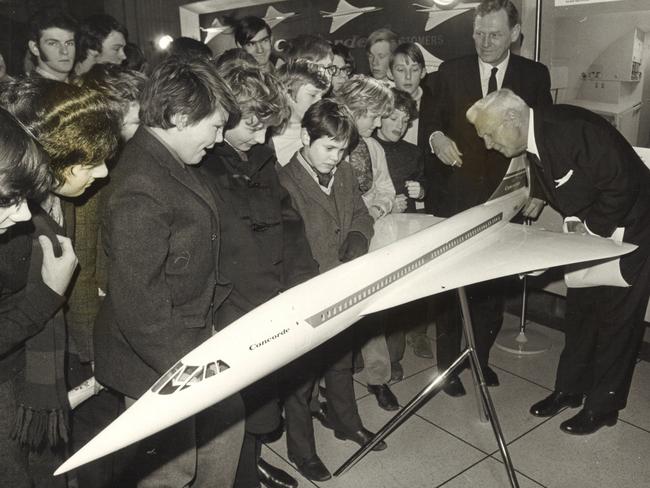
[457,287,520,488]
[334,349,471,477]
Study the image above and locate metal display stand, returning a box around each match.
[496,219,550,356]
[334,287,520,488]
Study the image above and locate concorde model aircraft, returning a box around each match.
[321,0,383,33]
[263,6,298,29]
[413,2,479,31]
[55,156,635,475]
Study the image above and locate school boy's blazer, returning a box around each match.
[277,155,374,274]
[94,127,231,399]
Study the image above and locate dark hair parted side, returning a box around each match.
[475,0,519,28]
[0,107,51,205]
[390,42,425,70]
[140,55,239,130]
[282,34,333,63]
[234,16,272,47]
[390,88,418,122]
[0,77,120,184]
[76,14,128,63]
[28,8,78,43]
[276,59,330,100]
[302,99,359,155]
[74,63,146,117]
[217,64,289,128]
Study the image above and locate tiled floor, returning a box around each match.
[262,313,650,488]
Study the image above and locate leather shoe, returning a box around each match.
[390,361,404,382]
[258,458,298,488]
[442,375,466,397]
[409,334,433,358]
[530,391,583,417]
[560,409,618,435]
[289,454,331,482]
[335,427,387,451]
[367,383,399,411]
[311,401,332,430]
[483,366,499,387]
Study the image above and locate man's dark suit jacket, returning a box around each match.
[94,127,231,399]
[531,104,650,282]
[423,53,552,217]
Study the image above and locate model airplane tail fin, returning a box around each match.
[486,154,530,203]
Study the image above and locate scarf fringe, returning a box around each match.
[11,404,69,450]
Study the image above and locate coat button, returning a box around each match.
[335,228,340,234]
[211,233,217,241]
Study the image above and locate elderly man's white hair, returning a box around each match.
[466,88,528,127]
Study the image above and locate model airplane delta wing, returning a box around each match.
[413,2,479,32]
[321,0,383,33]
[55,156,635,476]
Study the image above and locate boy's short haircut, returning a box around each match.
[365,28,399,53]
[139,55,239,131]
[76,14,128,63]
[215,48,257,71]
[276,59,330,100]
[0,107,51,205]
[0,77,120,184]
[390,88,418,122]
[217,64,289,128]
[168,36,213,61]
[390,42,425,70]
[28,8,78,43]
[234,16,272,47]
[335,75,394,119]
[74,63,147,118]
[302,98,359,155]
[332,43,355,73]
[283,34,333,63]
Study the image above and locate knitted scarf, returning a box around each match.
[11,211,70,449]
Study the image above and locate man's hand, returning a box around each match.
[429,131,463,167]
[405,180,424,199]
[392,194,408,213]
[521,197,546,219]
[338,231,368,262]
[39,235,78,295]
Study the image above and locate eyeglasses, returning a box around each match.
[323,65,353,77]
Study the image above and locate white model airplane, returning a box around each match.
[200,18,231,44]
[55,156,635,476]
[263,5,298,29]
[414,42,444,73]
[413,2,479,31]
[321,0,383,33]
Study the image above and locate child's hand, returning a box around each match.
[392,194,408,213]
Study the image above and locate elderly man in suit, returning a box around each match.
[467,88,650,435]
[424,0,553,396]
[94,56,243,487]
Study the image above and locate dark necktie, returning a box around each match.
[315,170,333,188]
[488,67,498,94]
[348,138,373,194]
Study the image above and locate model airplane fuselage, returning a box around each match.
[55,157,635,475]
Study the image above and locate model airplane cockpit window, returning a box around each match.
[151,360,231,395]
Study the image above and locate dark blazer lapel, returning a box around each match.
[286,157,340,222]
[463,56,483,102]
[138,129,221,221]
[502,54,521,92]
